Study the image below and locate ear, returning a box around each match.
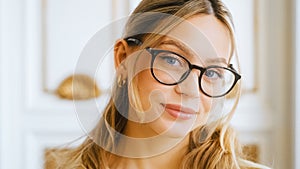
[114,39,130,68]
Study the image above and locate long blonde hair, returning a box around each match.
[45,0,268,168]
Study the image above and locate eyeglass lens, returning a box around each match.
[149,49,237,97]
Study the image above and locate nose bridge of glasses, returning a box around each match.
[177,67,201,97]
[181,65,201,85]
[189,64,205,77]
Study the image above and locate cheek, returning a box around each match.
[135,70,165,109]
[130,70,166,112]
[201,95,212,113]
[126,52,156,111]
[127,70,168,123]
[193,96,213,128]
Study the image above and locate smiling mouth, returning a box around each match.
[161,103,197,120]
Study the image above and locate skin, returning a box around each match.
[111,14,231,169]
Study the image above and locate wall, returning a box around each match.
[294,0,300,168]
[0,0,295,168]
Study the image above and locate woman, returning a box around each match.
[46,0,270,168]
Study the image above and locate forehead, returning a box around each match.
[164,14,231,64]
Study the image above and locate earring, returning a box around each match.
[117,75,126,87]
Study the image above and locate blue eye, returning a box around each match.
[160,56,180,66]
[204,69,222,79]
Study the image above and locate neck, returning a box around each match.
[109,136,189,169]
[108,121,190,169]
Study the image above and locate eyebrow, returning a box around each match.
[205,58,228,65]
[159,39,229,66]
[160,39,195,59]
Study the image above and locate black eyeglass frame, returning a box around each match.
[124,37,241,98]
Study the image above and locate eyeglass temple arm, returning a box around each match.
[229,64,238,71]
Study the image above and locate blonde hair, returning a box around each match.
[45,0,269,168]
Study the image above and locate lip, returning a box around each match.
[162,103,197,120]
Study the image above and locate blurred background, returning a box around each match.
[0,0,298,168]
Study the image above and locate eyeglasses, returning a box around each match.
[125,38,241,98]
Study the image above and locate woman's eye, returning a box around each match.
[204,69,222,79]
[160,55,181,66]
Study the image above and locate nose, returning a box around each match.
[174,70,200,98]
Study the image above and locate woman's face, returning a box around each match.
[124,14,231,138]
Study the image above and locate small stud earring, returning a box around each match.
[117,75,126,87]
